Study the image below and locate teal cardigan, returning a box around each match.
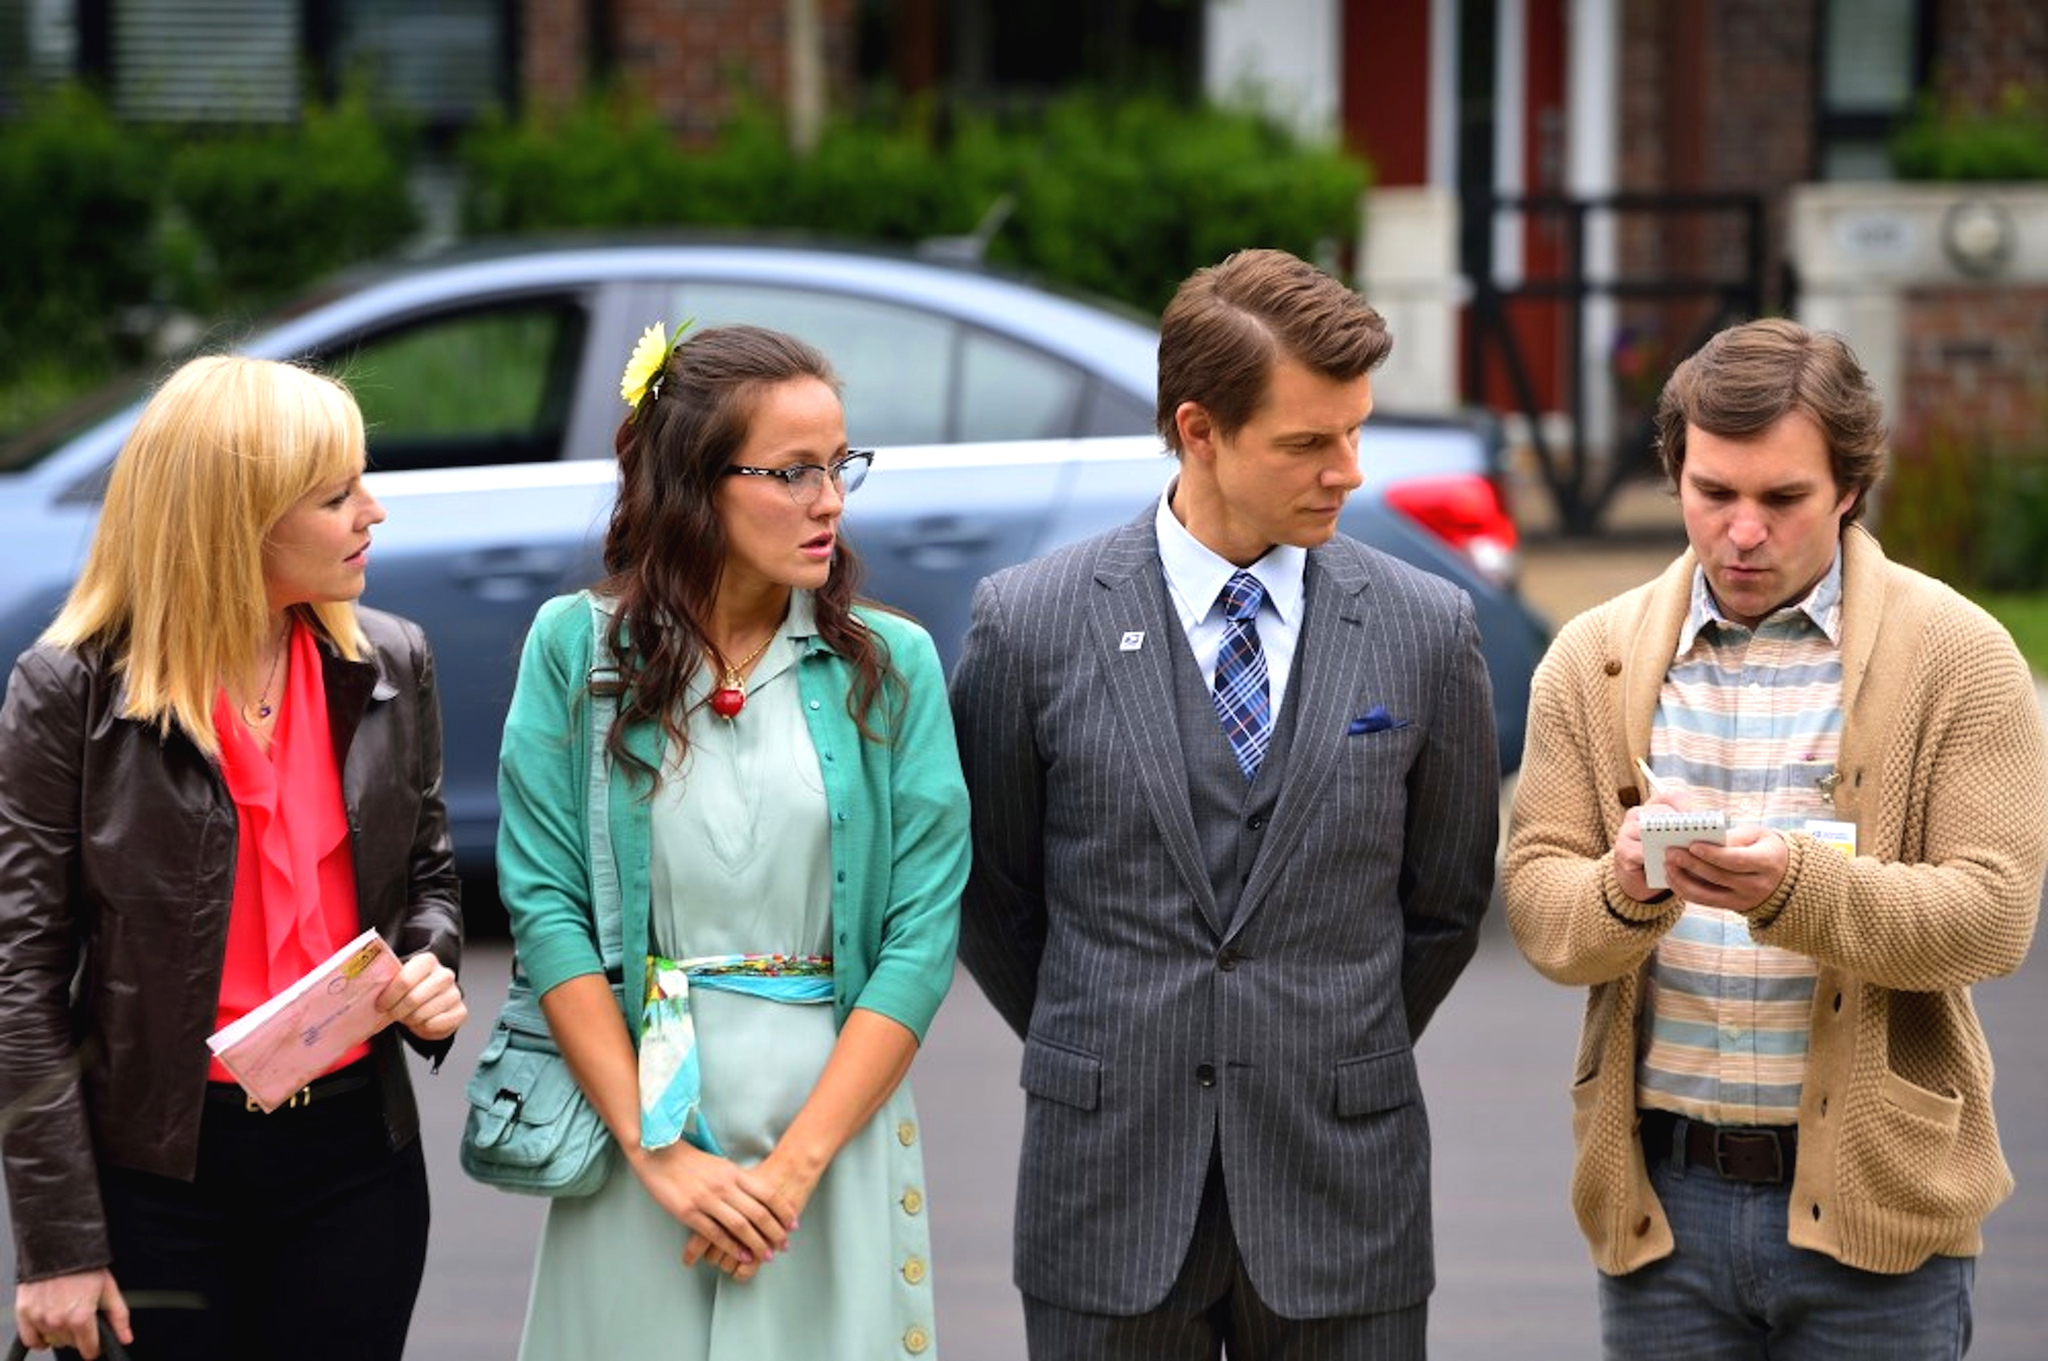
[496,592,968,1042]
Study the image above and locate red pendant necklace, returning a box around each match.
[707,629,778,719]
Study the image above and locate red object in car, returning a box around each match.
[1383,473,1520,587]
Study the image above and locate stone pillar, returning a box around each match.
[1359,186,1465,413]
[1790,183,2048,453]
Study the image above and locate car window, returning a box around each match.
[1077,377,1157,437]
[666,283,952,446]
[328,301,585,471]
[0,373,153,476]
[958,331,1086,442]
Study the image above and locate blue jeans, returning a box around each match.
[1600,1151,1975,1359]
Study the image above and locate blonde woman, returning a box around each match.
[0,356,466,1360]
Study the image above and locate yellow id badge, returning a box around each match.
[1805,818,1857,856]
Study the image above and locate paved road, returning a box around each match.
[402,900,2048,1361]
[17,905,2039,1360]
[11,507,2048,1356]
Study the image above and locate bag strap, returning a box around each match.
[585,594,625,979]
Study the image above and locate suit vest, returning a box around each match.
[1165,584,1301,934]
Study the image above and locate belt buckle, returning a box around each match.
[1713,1128,1783,1182]
[250,1085,313,1113]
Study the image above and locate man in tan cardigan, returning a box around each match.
[1504,318,2047,1358]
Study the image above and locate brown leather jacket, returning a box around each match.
[0,607,462,1281]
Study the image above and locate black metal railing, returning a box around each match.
[1465,192,1766,534]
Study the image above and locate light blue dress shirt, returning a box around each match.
[1153,487,1307,720]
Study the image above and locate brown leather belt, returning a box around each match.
[1641,1108,1797,1185]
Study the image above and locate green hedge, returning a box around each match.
[0,85,421,426]
[1881,430,2048,591]
[0,86,159,373]
[165,93,420,318]
[1893,85,2048,182]
[460,93,1368,316]
[3,85,1367,429]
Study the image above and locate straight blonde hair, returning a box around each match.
[43,355,371,755]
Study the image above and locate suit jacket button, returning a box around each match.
[1195,1063,1217,1087]
[1216,948,1239,971]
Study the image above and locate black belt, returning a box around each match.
[1641,1108,1797,1185]
[206,1063,375,1114]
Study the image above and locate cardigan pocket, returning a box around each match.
[1568,1067,1601,1148]
[1849,1069,1972,1218]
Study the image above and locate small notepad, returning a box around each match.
[1640,809,1727,890]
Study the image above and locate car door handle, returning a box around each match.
[452,547,575,602]
[889,519,999,573]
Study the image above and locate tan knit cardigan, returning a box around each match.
[1503,525,2047,1276]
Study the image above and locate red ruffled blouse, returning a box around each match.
[208,619,368,1083]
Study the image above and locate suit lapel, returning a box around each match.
[1090,513,1224,935]
[1234,542,1369,929]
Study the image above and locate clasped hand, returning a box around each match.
[635,1141,813,1283]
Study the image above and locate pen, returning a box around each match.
[1635,757,1665,797]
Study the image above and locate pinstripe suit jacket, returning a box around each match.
[951,508,1499,1320]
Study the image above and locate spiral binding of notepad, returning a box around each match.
[1640,809,1727,890]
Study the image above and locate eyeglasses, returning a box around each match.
[724,450,874,505]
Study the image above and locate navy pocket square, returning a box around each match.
[1347,705,1410,736]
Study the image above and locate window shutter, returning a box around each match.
[337,0,504,123]
[112,0,299,122]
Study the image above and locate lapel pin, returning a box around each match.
[1119,631,1145,652]
[1816,768,1841,803]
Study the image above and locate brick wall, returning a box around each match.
[1614,0,1669,275]
[607,0,857,143]
[1611,0,1816,384]
[1933,0,2048,112]
[1614,0,1814,297]
[1895,284,2048,456]
[523,0,589,113]
[1705,0,1813,289]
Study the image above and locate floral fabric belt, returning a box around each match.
[638,953,834,1155]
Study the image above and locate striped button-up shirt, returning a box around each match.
[1636,554,1845,1126]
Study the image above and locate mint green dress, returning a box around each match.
[517,621,938,1360]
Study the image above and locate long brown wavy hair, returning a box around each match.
[597,324,891,786]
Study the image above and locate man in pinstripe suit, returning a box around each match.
[951,248,1499,1359]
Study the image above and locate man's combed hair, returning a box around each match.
[42,356,370,756]
[1156,248,1392,453]
[1655,318,1887,521]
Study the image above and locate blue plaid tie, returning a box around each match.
[1211,571,1271,781]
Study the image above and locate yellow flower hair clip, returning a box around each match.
[619,319,693,413]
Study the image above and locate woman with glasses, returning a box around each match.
[497,323,969,1358]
